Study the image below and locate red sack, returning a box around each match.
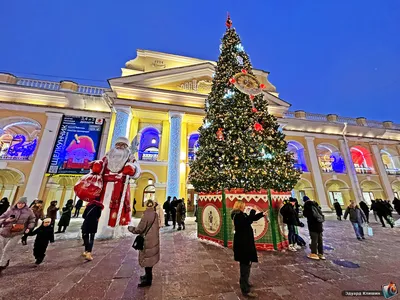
[74,173,103,201]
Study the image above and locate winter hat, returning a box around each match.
[43,218,52,223]
[289,198,297,203]
[17,197,28,204]
[115,137,129,147]
[303,196,310,202]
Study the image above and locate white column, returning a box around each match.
[304,136,330,211]
[24,112,63,203]
[166,112,183,198]
[98,117,111,158]
[338,138,363,204]
[110,106,132,147]
[370,143,395,199]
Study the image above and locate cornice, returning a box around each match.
[136,49,214,65]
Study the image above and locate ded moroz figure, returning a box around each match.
[74,136,141,239]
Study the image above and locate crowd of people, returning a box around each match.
[162,196,186,230]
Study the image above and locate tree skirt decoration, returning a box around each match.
[198,189,291,251]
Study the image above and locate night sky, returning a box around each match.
[1,0,399,122]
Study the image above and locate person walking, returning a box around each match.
[344,200,367,240]
[333,199,343,221]
[81,199,104,261]
[154,202,164,229]
[0,197,36,276]
[128,199,160,288]
[31,200,45,226]
[73,199,83,218]
[384,200,394,218]
[133,198,137,216]
[302,196,325,260]
[25,218,55,264]
[359,200,370,223]
[393,197,400,216]
[46,201,59,226]
[370,200,379,222]
[0,197,10,216]
[163,196,171,227]
[170,197,178,229]
[176,199,186,230]
[231,200,264,298]
[280,199,304,252]
[376,199,394,228]
[56,199,73,233]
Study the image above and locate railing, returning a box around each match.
[283,111,400,131]
[355,167,374,175]
[385,168,400,176]
[16,78,106,96]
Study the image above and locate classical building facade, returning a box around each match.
[1,50,400,213]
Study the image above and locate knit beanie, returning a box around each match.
[303,196,310,202]
[18,197,28,204]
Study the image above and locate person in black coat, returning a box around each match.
[231,200,264,298]
[56,199,74,233]
[0,197,10,216]
[170,197,178,229]
[163,196,171,226]
[73,199,83,218]
[393,197,400,216]
[81,200,104,261]
[302,196,325,260]
[333,199,343,220]
[26,218,55,265]
[375,199,394,228]
[280,199,304,252]
[359,201,370,223]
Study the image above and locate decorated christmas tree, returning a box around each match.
[189,15,300,193]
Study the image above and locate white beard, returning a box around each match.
[106,147,131,173]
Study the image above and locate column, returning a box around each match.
[159,120,170,161]
[110,106,132,147]
[166,112,183,198]
[24,112,63,203]
[98,117,111,159]
[370,143,395,199]
[179,121,188,198]
[338,138,363,203]
[304,137,330,211]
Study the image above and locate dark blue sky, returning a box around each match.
[1,0,399,122]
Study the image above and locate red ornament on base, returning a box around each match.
[241,69,247,74]
[250,95,255,100]
[254,122,263,131]
[260,83,266,89]
[229,78,236,84]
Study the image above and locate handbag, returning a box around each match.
[132,213,157,251]
[10,223,25,233]
[367,226,373,237]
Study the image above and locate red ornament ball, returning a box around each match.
[254,122,263,131]
[250,95,255,100]
[260,83,266,89]
[252,107,258,113]
[229,78,236,84]
[241,69,247,74]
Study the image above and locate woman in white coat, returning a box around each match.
[154,202,164,228]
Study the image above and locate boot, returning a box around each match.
[82,251,88,257]
[138,267,152,287]
[182,223,185,230]
[177,226,182,231]
[140,275,146,281]
[85,252,93,261]
[35,257,44,265]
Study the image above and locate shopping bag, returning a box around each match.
[367,226,373,237]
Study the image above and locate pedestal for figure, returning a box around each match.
[197,189,290,251]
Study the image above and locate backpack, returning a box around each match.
[311,205,325,223]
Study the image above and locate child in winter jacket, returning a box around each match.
[26,218,55,264]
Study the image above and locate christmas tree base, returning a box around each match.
[197,189,290,251]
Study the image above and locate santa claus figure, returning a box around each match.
[85,136,141,238]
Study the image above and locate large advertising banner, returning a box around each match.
[47,116,104,175]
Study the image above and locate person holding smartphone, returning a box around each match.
[0,196,35,276]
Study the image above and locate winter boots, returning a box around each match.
[138,267,153,288]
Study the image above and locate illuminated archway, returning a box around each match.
[392,180,400,199]
[188,133,199,161]
[360,179,384,205]
[350,146,375,174]
[325,179,351,207]
[139,127,159,161]
[293,178,315,204]
[0,168,25,204]
[381,149,400,175]
[287,141,308,172]
[316,143,346,173]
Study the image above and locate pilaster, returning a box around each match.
[180,121,188,198]
[98,117,111,159]
[370,143,395,199]
[304,136,330,211]
[110,106,132,147]
[166,111,184,198]
[338,138,363,204]
[24,112,64,203]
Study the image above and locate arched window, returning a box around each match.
[142,184,155,207]
[381,149,400,175]
[350,146,375,174]
[316,143,346,173]
[188,133,199,161]
[139,128,159,161]
[0,117,41,161]
[287,141,308,172]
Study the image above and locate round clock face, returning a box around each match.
[233,73,262,95]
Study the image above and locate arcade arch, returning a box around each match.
[325,179,351,207]
[350,146,375,174]
[316,143,346,173]
[360,179,384,205]
[381,149,400,175]
[287,141,308,172]
[292,178,315,204]
[0,168,25,203]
